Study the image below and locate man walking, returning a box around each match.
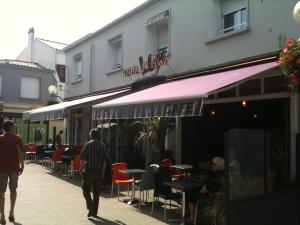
[80,128,108,218]
[0,121,24,224]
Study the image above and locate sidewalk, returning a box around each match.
[3,163,180,225]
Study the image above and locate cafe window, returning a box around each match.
[218,87,236,98]
[239,79,261,96]
[264,76,285,93]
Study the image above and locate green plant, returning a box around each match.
[135,117,169,152]
[203,194,225,225]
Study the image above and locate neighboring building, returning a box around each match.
[0,59,56,131]
[17,28,68,98]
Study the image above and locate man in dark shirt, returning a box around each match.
[55,130,63,147]
[80,128,108,218]
[0,120,24,224]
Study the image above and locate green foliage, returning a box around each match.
[135,117,170,152]
[15,122,47,145]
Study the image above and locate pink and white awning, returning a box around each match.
[93,62,278,119]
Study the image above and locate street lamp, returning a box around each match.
[293,1,300,24]
[48,85,64,102]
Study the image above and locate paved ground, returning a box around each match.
[2,163,182,225]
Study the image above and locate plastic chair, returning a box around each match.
[24,144,36,161]
[69,155,80,180]
[134,169,155,209]
[111,163,134,201]
[48,148,63,171]
[151,165,181,221]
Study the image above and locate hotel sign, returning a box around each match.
[123,50,168,77]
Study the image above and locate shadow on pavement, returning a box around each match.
[12,221,23,225]
[88,216,127,225]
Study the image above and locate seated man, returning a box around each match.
[186,157,224,223]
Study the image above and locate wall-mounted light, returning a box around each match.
[242,100,247,108]
[253,113,258,119]
[210,110,216,116]
[48,85,64,101]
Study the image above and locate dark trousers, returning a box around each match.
[82,169,102,215]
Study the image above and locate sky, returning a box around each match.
[0,0,147,59]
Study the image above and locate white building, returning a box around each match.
[17,27,68,99]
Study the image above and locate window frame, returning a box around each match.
[108,35,123,72]
[220,7,248,34]
[145,9,170,55]
[73,54,82,83]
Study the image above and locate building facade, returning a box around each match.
[64,0,299,97]
[58,1,300,224]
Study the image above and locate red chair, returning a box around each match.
[111,163,134,201]
[49,148,63,171]
[69,155,80,180]
[161,158,185,179]
[25,144,37,161]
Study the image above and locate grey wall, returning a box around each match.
[0,65,56,105]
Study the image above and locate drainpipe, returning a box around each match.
[89,45,94,93]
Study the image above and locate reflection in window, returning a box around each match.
[227,129,264,201]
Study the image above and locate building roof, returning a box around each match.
[0,59,49,70]
[36,38,68,51]
[64,0,160,51]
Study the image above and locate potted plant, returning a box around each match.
[135,117,171,163]
[278,38,300,94]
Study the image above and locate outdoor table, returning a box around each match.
[170,164,193,178]
[118,169,146,204]
[164,179,203,225]
[170,164,193,171]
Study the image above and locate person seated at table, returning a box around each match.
[186,156,224,223]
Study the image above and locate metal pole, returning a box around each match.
[27,120,30,144]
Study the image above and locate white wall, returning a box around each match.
[33,40,56,70]
[65,0,300,97]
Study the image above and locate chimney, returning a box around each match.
[28,27,35,61]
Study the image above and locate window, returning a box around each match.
[146,10,169,54]
[239,79,261,96]
[55,64,66,82]
[217,0,247,34]
[20,77,40,99]
[0,75,2,96]
[73,54,82,82]
[264,76,285,93]
[109,36,122,71]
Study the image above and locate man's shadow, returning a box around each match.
[88,216,126,225]
[11,222,22,225]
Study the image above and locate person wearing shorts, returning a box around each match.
[0,120,24,225]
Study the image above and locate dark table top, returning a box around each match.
[164,179,203,191]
